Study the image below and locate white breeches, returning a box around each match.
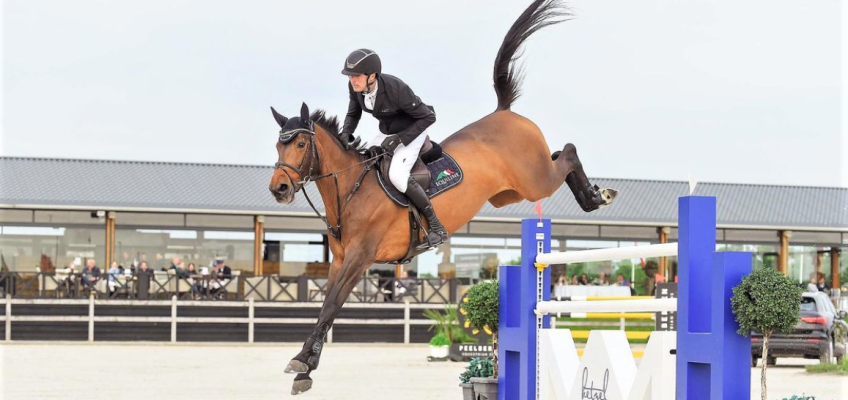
[366,133,428,192]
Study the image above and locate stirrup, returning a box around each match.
[416,230,448,250]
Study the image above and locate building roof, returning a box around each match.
[1,157,846,233]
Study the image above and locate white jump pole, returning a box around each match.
[536,298,677,315]
[536,243,678,265]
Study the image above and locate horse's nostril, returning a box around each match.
[278,184,289,193]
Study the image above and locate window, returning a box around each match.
[114,228,254,272]
[0,223,105,272]
[263,232,326,277]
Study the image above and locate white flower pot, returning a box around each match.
[430,345,450,358]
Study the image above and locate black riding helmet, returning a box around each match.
[341,49,381,76]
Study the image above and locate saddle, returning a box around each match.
[378,137,443,194]
[374,137,463,264]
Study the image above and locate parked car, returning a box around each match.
[751,291,847,366]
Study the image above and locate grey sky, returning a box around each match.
[1,0,844,187]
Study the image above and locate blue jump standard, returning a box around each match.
[498,196,752,400]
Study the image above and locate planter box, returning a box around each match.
[430,345,450,358]
[459,382,475,400]
[470,377,497,400]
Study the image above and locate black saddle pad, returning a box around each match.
[376,152,463,207]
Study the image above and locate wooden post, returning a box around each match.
[105,212,115,269]
[832,248,841,289]
[254,216,264,276]
[657,227,670,278]
[778,230,791,275]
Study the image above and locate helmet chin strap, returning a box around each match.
[363,74,377,94]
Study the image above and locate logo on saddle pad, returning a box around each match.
[435,168,459,186]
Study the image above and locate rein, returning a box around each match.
[274,126,380,239]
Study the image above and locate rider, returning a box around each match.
[338,48,448,249]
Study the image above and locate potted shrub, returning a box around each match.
[429,334,452,358]
[731,267,802,400]
[424,305,478,360]
[459,357,494,400]
[459,280,498,399]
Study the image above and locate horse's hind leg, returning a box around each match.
[555,143,617,212]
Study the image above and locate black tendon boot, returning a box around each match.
[405,177,449,249]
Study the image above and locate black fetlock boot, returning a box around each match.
[404,177,448,250]
[285,322,329,374]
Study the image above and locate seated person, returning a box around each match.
[81,259,102,291]
[107,261,122,295]
[210,260,233,297]
[592,272,610,286]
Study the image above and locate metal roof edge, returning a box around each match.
[3,205,847,232]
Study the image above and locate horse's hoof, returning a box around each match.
[285,359,309,374]
[597,188,618,209]
[291,376,313,395]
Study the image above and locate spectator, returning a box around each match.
[136,261,152,299]
[185,263,202,298]
[59,260,78,296]
[615,274,627,286]
[556,275,568,286]
[81,259,101,291]
[579,273,589,285]
[211,260,233,299]
[570,275,578,285]
[171,261,189,279]
[806,273,820,293]
[169,257,184,276]
[593,272,610,286]
[107,261,122,295]
[816,272,829,292]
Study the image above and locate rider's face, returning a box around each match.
[348,73,375,92]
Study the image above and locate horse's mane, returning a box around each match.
[309,109,346,148]
[493,0,571,111]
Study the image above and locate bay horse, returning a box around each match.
[268,0,616,394]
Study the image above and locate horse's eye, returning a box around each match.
[297,142,306,149]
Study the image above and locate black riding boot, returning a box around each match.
[405,177,449,250]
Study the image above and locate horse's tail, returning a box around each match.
[493,0,571,111]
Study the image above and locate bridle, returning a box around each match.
[273,122,380,239]
[274,121,319,188]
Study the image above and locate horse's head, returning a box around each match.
[269,102,318,203]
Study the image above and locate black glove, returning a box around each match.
[338,132,359,151]
[381,134,402,155]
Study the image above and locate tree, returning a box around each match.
[731,267,802,400]
[460,281,499,377]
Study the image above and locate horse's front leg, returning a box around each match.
[286,247,375,395]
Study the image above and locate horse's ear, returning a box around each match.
[270,107,288,128]
[300,102,310,124]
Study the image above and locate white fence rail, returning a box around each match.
[1,294,441,344]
